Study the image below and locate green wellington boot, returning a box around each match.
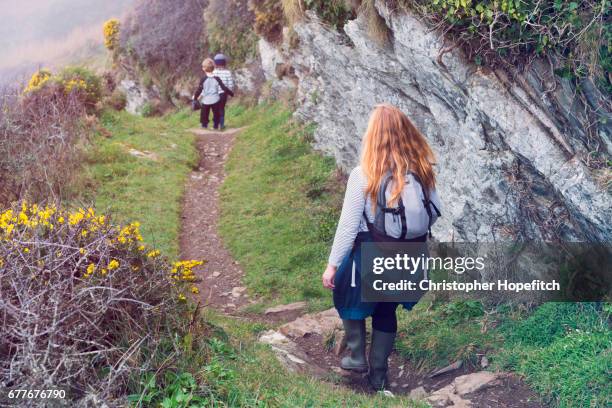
[368,329,396,390]
[340,319,368,372]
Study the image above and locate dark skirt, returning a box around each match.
[333,231,419,320]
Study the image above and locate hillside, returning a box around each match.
[1,1,610,407]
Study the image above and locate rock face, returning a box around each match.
[259,3,611,243]
[118,78,160,115]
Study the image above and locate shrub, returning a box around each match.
[56,66,103,110]
[205,0,258,65]
[0,84,87,206]
[120,0,207,98]
[23,69,52,94]
[403,0,611,91]
[108,89,127,111]
[0,202,205,405]
[103,18,121,51]
[302,0,356,30]
[251,0,286,42]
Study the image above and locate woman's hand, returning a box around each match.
[322,264,337,289]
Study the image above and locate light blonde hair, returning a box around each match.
[202,58,215,73]
[361,104,436,209]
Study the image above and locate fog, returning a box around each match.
[0,0,135,84]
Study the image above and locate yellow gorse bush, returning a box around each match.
[103,18,120,51]
[0,201,204,299]
[23,69,51,93]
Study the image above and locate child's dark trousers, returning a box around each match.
[218,93,228,128]
[200,103,221,129]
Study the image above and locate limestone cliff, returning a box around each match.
[257,4,611,243]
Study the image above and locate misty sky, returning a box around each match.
[0,0,134,79]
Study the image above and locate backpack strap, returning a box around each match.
[213,76,235,97]
[408,172,436,238]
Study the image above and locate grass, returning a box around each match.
[395,298,501,371]
[396,298,611,407]
[494,303,611,408]
[200,309,424,407]
[77,103,610,407]
[79,109,199,258]
[219,103,344,307]
[77,104,423,406]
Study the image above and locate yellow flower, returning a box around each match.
[79,248,85,255]
[23,248,30,253]
[58,216,65,224]
[108,259,120,270]
[178,293,187,301]
[138,245,145,251]
[101,268,108,276]
[147,250,160,258]
[191,286,200,294]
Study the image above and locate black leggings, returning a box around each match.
[372,302,399,333]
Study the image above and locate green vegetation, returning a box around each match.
[396,299,611,407]
[77,103,419,407]
[281,0,611,92]
[407,0,611,90]
[495,303,611,407]
[219,104,343,306]
[396,298,500,370]
[74,103,610,407]
[198,309,422,407]
[205,0,258,66]
[81,109,199,258]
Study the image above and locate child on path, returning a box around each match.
[194,58,221,129]
[212,53,234,130]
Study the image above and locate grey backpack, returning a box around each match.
[364,172,441,242]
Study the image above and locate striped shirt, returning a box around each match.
[327,166,441,267]
[213,68,234,93]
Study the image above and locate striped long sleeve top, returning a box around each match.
[212,68,234,93]
[327,166,441,267]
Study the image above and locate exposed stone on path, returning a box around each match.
[264,301,308,315]
[425,371,503,407]
[454,371,500,395]
[409,386,428,400]
[279,308,342,338]
[212,271,221,278]
[231,286,247,298]
[258,330,326,375]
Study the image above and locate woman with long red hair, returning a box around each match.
[323,104,441,391]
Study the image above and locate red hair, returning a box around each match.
[360,104,436,208]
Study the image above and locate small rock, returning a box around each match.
[331,366,351,377]
[481,356,489,368]
[231,286,247,297]
[279,308,342,338]
[390,382,398,388]
[381,390,395,398]
[212,271,221,278]
[401,383,410,389]
[454,371,499,395]
[409,385,428,400]
[264,301,308,315]
[191,174,203,180]
[226,303,236,308]
[128,148,159,161]
[426,392,452,407]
